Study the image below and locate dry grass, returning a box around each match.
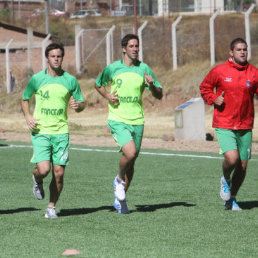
[0,14,257,142]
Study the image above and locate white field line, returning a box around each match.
[1,144,224,160]
[3,144,258,161]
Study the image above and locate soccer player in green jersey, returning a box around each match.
[95,34,163,213]
[21,43,85,218]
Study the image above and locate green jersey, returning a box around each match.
[22,69,84,134]
[96,59,162,125]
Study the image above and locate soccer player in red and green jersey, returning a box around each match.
[21,43,85,218]
[95,34,163,213]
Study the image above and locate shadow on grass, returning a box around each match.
[0,207,40,214]
[0,144,8,147]
[134,202,196,212]
[58,206,114,216]
[238,201,258,210]
[59,202,196,216]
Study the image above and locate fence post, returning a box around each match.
[138,21,148,62]
[75,27,84,74]
[106,25,116,66]
[245,4,256,61]
[41,34,51,70]
[210,10,220,66]
[172,15,182,71]
[5,39,13,94]
[27,27,33,69]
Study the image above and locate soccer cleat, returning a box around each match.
[224,198,242,211]
[113,176,126,201]
[220,177,231,201]
[32,175,45,200]
[45,206,58,218]
[113,198,130,214]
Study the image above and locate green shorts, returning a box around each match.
[108,120,144,153]
[215,128,252,160]
[31,133,70,165]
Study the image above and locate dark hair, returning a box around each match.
[121,34,139,48]
[45,42,65,58]
[230,38,247,51]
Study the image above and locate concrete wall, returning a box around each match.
[174,97,206,141]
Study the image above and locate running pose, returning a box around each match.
[95,34,163,213]
[200,38,258,210]
[21,42,85,218]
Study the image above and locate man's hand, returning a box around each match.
[144,72,154,87]
[109,90,119,106]
[70,96,80,109]
[70,96,85,112]
[25,115,39,130]
[214,91,224,106]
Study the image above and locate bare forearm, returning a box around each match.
[149,85,163,100]
[95,84,110,101]
[21,98,30,117]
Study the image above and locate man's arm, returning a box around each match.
[94,83,119,105]
[21,98,39,130]
[199,70,223,105]
[144,72,163,100]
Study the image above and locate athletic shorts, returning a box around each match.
[108,120,144,153]
[215,128,252,160]
[31,133,70,165]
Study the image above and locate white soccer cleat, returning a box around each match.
[113,176,126,201]
[45,206,58,218]
[220,177,231,201]
[113,198,130,214]
[32,175,45,200]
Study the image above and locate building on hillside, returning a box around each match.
[0,0,255,17]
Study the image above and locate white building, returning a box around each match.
[157,0,225,16]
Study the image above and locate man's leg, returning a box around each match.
[33,161,51,200]
[231,160,247,196]
[222,149,240,181]
[223,151,245,211]
[119,141,137,188]
[49,164,65,207]
[114,141,137,201]
[45,164,65,219]
[220,149,239,201]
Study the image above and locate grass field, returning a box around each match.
[1,141,258,257]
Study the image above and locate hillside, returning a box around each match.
[0,13,257,144]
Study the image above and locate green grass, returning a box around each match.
[1,142,258,257]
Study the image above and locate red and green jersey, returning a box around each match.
[22,69,84,134]
[96,59,162,125]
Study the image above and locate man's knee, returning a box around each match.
[224,150,240,166]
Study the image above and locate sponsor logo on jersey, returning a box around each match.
[118,96,139,103]
[41,108,64,115]
[224,77,232,82]
[246,80,252,88]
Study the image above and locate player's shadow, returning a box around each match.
[0,143,8,147]
[134,202,196,213]
[0,207,40,214]
[58,202,196,216]
[237,201,258,210]
[58,206,114,217]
